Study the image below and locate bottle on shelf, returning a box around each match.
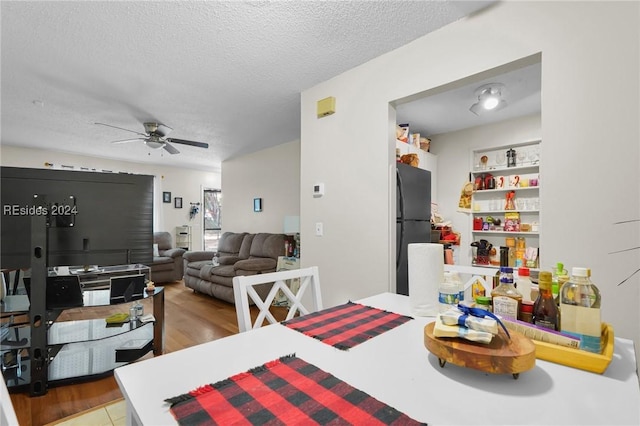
[560,267,602,353]
[491,267,522,320]
[532,271,559,331]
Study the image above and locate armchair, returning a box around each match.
[149,231,186,283]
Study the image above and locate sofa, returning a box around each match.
[183,232,286,304]
[148,231,186,283]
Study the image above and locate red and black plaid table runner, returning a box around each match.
[166,355,426,425]
[282,301,412,350]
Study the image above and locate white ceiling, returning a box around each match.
[396,61,541,137]
[1,1,498,172]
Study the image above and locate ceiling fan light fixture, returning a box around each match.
[470,83,507,115]
[146,140,165,149]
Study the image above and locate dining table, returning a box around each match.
[114,292,640,425]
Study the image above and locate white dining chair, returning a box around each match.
[232,266,323,333]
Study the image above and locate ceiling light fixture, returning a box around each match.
[470,83,507,115]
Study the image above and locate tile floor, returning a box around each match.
[46,399,126,426]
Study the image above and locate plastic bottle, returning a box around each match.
[491,267,522,320]
[475,296,492,312]
[532,271,559,331]
[449,271,464,305]
[438,271,460,312]
[551,262,568,305]
[560,267,602,353]
[516,267,533,302]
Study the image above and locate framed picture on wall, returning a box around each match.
[174,197,183,209]
[163,192,171,203]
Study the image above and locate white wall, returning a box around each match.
[0,146,219,250]
[301,0,639,356]
[430,114,542,266]
[221,140,300,234]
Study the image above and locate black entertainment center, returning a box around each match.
[0,167,155,395]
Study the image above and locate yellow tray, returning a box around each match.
[533,323,614,374]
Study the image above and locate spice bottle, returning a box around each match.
[491,267,522,320]
[532,271,559,331]
[560,267,602,353]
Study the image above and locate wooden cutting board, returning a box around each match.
[424,321,536,378]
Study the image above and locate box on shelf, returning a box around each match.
[504,212,520,232]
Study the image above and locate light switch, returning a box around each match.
[315,222,323,236]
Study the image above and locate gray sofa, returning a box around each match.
[148,231,186,283]
[183,232,285,304]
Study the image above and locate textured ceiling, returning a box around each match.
[1,1,494,172]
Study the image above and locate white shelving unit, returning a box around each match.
[175,225,192,251]
[470,140,541,268]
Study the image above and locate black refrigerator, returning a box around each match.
[396,163,432,295]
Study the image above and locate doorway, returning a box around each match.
[203,189,222,251]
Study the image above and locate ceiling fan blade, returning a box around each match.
[155,124,172,138]
[95,122,148,136]
[111,138,145,144]
[167,138,209,149]
[163,142,180,155]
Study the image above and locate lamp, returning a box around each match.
[283,216,300,234]
[469,83,507,115]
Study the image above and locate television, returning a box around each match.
[1,167,154,270]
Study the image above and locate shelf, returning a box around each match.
[48,319,153,346]
[1,295,30,314]
[472,164,539,174]
[47,325,153,382]
[473,186,539,194]
[472,210,539,214]
[472,230,539,236]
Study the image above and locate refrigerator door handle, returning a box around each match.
[396,168,404,270]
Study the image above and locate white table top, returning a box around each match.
[114,292,640,425]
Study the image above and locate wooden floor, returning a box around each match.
[9,281,246,426]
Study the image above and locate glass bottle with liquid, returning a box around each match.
[532,271,559,331]
[560,267,602,353]
[491,267,522,320]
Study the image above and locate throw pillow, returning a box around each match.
[153,243,159,257]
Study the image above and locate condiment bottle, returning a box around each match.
[516,267,533,302]
[532,271,559,331]
[520,301,534,323]
[491,267,522,320]
[475,296,492,312]
[560,267,602,353]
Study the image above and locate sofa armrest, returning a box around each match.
[234,258,277,272]
[160,248,186,259]
[183,251,216,262]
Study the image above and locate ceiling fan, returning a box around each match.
[95,122,209,154]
